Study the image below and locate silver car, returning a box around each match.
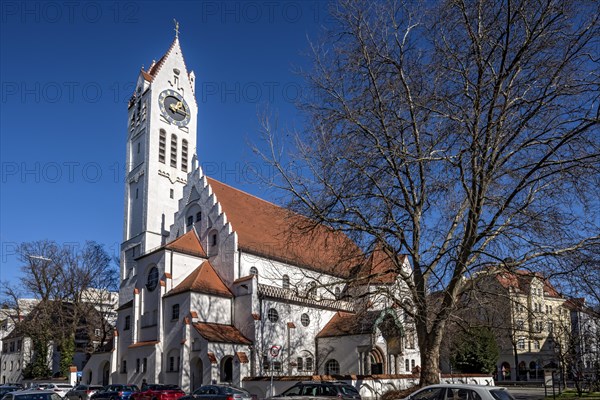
[2,389,64,400]
[65,385,105,400]
[401,384,515,400]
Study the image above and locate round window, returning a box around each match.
[301,313,310,327]
[267,308,279,322]
[146,266,159,291]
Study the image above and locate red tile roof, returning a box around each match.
[193,322,252,345]
[167,261,233,298]
[355,245,405,285]
[207,178,363,278]
[165,229,207,257]
[316,311,380,338]
[495,269,562,298]
[236,352,249,363]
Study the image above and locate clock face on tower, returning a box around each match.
[158,89,190,126]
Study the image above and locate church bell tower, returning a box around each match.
[120,24,198,301]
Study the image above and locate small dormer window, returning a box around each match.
[250,267,258,276]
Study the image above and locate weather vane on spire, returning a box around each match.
[173,18,179,38]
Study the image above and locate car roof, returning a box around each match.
[419,384,507,390]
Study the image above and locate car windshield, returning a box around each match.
[490,389,515,400]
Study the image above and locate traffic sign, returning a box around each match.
[270,345,281,358]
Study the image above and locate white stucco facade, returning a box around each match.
[83,33,420,393]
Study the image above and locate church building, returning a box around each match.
[83,30,420,394]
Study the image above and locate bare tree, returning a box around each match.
[258,0,600,385]
[2,240,118,378]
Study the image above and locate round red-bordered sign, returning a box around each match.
[270,345,281,358]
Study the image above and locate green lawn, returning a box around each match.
[546,390,600,399]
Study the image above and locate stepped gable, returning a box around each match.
[193,322,251,344]
[207,177,362,278]
[316,310,380,338]
[166,260,232,298]
[496,269,562,298]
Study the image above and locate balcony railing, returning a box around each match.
[258,284,354,312]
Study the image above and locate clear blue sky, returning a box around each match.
[0,1,331,293]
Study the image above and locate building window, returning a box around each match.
[296,357,303,371]
[250,267,258,276]
[136,358,140,373]
[517,338,525,350]
[142,358,147,373]
[267,308,279,322]
[325,359,340,375]
[186,215,193,227]
[181,139,188,172]
[307,281,317,299]
[170,189,174,199]
[212,233,218,246]
[170,134,178,168]
[172,304,180,320]
[405,359,410,372]
[282,275,290,289]
[534,341,540,350]
[137,142,141,154]
[159,129,166,163]
[196,212,201,222]
[168,356,175,372]
[121,360,127,373]
[16,340,21,352]
[272,361,282,371]
[301,313,310,327]
[305,357,313,372]
[411,359,416,371]
[135,188,139,199]
[547,321,554,333]
[124,315,131,330]
[516,320,524,330]
[146,266,159,292]
[334,286,341,299]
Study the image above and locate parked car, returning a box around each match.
[130,385,185,400]
[179,385,252,400]
[1,389,63,400]
[269,381,361,400]
[65,385,105,400]
[90,385,139,400]
[35,384,73,398]
[401,384,515,400]
[0,387,24,397]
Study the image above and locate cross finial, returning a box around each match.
[173,19,179,39]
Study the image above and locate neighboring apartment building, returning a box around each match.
[459,268,571,382]
[82,31,420,395]
[565,298,600,384]
[0,292,117,384]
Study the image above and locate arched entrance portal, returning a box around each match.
[369,347,385,374]
[190,357,203,391]
[220,356,233,383]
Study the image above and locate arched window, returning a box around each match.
[325,359,340,375]
[282,275,290,289]
[170,134,178,168]
[250,267,258,276]
[158,129,166,163]
[146,266,159,292]
[181,139,188,172]
[167,349,180,372]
